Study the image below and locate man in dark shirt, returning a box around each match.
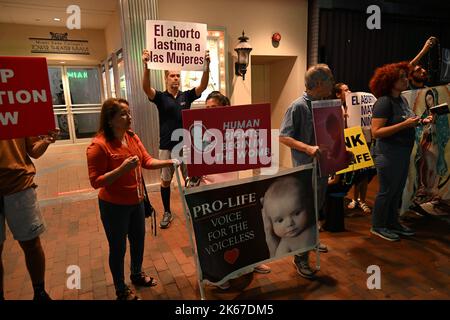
[408,36,437,90]
[142,49,210,229]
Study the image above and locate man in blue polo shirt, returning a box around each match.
[279,64,334,279]
[142,49,210,229]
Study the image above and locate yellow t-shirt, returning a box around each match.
[0,138,40,195]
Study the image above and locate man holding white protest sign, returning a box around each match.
[142,20,210,229]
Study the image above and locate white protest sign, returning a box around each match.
[346,92,377,129]
[346,92,377,143]
[146,20,207,71]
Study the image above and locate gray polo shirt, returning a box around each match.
[280,92,316,166]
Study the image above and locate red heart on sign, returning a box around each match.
[224,248,239,264]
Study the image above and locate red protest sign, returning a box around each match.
[182,103,272,177]
[0,56,55,140]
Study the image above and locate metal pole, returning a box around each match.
[313,158,321,271]
[174,167,206,300]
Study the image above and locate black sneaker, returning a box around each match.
[160,211,173,229]
[389,224,415,236]
[370,227,400,241]
[33,291,52,301]
[293,256,317,279]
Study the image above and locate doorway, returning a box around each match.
[47,65,103,143]
[251,55,298,169]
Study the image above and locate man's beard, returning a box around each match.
[411,73,428,83]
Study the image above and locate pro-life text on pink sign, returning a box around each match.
[146,20,207,71]
[182,104,272,177]
[0,56,55,140]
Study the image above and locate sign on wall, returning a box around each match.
[146,20,207,71]
[29,32,89,55]
[0,56,55,139]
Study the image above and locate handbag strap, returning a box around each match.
[141,173,157,237]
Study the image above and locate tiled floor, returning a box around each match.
[1,144,449,300]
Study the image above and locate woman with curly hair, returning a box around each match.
[369,61,432,241]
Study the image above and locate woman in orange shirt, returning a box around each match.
[87,98,177,300]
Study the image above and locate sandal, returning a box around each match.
[359,202,371,214]
[253,264,271,274]
[116,286,140,300]
[130,272,158,287]
[347,199,358,209]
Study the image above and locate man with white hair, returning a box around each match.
[279,64,335,279]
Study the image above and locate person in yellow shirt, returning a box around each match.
[0,129,59,300]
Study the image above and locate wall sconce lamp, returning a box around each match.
[234,31,252,80]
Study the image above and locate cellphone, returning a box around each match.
[430,103,449,115]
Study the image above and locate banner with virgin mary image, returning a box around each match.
[401,85,450,216]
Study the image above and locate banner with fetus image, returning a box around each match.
[184,166,318,284]
[312,99,348,176]
[401,85,450,216]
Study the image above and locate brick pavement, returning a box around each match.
[1,144,449,300]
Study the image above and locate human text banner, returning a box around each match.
[401,85,450,216]
[184,166,318,284]
[312,99,348,176]
[146,20,207,71]
[336,126,374,174]
[0,56,55,140]
[182,103,272,177]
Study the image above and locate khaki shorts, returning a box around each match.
[0,187,46,243]
[159,149,188,182]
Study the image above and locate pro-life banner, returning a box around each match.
[401,85,450,216]
[345,92,377,142]
[312,99,348,176]
[0,56,55,140]
[182,103,271,177]
[146,20,207,71]
[184,166,318,284]
[336,126,374,174]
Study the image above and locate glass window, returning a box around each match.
[101,63,108,99]
[48,67,65,105]
[54,114,70,140]
[73,113,101,139]
[117,49,127,99]
[108,59,116,98]
[67,68,102,105]
[180,30,227,103]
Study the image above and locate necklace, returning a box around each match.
[121,136,128,147]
